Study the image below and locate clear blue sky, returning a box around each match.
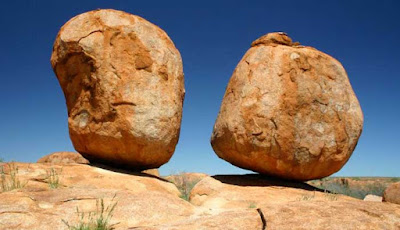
[1,0,399,177]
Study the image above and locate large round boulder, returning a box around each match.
[51,9,185,169]
[211,32,363,181]
[383,182,400,205]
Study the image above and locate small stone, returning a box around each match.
[363,194,382,202]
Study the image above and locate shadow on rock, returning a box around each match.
[212,174,325,192]
[89,162,170,183]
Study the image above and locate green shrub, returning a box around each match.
[63,197,117,230]
[248,202,257,208]
[390,177,400,183]
[316,180,387,199]
[172,173,201,201]
[1,163,26,192]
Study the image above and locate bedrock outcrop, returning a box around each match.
[51,9,185,169]
[189,175,400,229]
[0,163,262,230]
[211,32,363,180]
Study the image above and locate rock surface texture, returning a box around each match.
[0,163,262,230]
[190,175,400,229]
[383,182,400,205]
[0,163,399,229]
[51,9,185,169]
[211,32,363,180]
[37,152,89,164]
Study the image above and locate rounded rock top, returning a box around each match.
[251,32,293,46]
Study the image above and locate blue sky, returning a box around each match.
[0,0,399,176]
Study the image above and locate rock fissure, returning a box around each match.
[256,208,267,230]
[77,29,104,43]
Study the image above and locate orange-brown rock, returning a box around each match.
[50,9,185,170]
[0,163,262,229]
[37,152,89,164]
[1,163,399,229]
[211,32,363,181]
[383,182,400,205]
[142,168,160,177]
[190,175,400,229]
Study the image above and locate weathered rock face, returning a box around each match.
[1,163,399,229]
[211,32,363,180]
[51,9,185,169]
[190,175,400,229]
[383,182,400,205]
[0,163,262,229]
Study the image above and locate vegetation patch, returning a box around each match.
[46,168,62,189]
[310,177,389,199]
[248,202,257,208]
[297,191,315,201]
[63,197,118,230]
[390,177,400,183]
[172,172,201,201]
[0,163,26,192]
[324,190,338,201]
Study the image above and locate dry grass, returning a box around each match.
[46,168,61,189]
[171,172,201,201]
[62,196,118,230]
[0,163,26,192]
[324,190,338,201]
[297,191,315,201]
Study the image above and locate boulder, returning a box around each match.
[37,152,89,164]
[383,182,400,205]
[211,32,363,180]
[50,9,185,170]
[363,194,382,202]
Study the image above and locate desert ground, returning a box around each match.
[0,153,399,229]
